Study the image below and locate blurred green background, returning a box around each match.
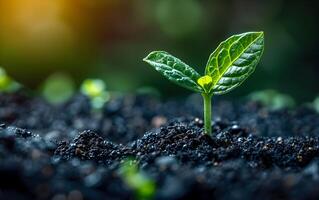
[0,0,318,102]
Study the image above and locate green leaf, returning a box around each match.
[143,51,203,92]
[205,32,264,95]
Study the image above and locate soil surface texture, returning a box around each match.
[1,91,319,200]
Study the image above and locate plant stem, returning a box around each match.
[202,93,212,135]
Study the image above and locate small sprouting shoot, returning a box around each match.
[0,67,20,92]
[197,75,213,93]
[119,159,156,200]
[313,96,319,113]
[42,73,75,104]
[248,89,295,110]
[81,79,110,109]
[143,32,265,135]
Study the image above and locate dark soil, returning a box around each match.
[1,91,319,200]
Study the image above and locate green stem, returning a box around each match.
[202,93,212,135]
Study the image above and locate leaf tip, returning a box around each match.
[258,31,264,37]
[242,31,264,38]
[143,52,153,63]
[143,51,167,63]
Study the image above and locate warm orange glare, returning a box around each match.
[0,0,74,54]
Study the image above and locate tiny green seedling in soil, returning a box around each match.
[314,96,319,113]
[0,67,20,92]
[143,32,264,135]
[248,89,295,110]
[81,79,110,110]
[42,72,75,105]
[120,159,156,200]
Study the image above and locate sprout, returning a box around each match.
[314,96,319,113]
[143,32,265,135]
[0,67,20,92]
[248,89,295,110]
[120,159,156,200]
[42,73,75,104]
[81,79,110,109]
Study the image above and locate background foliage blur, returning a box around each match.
[0,0,318,102]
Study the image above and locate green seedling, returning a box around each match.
[144,32,264,135]
[42,72,75,104]
[0,67,20,92]
[120,159,156,200]
[81,79,110,110]
[313,96,319,113]
[248,89,295,110]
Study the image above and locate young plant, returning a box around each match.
[81,79,110,110]
[42,72,75,104]
[0,67,20,92]
[143,32,264,135]
[120,159,156,200]
[248,89,295,110]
